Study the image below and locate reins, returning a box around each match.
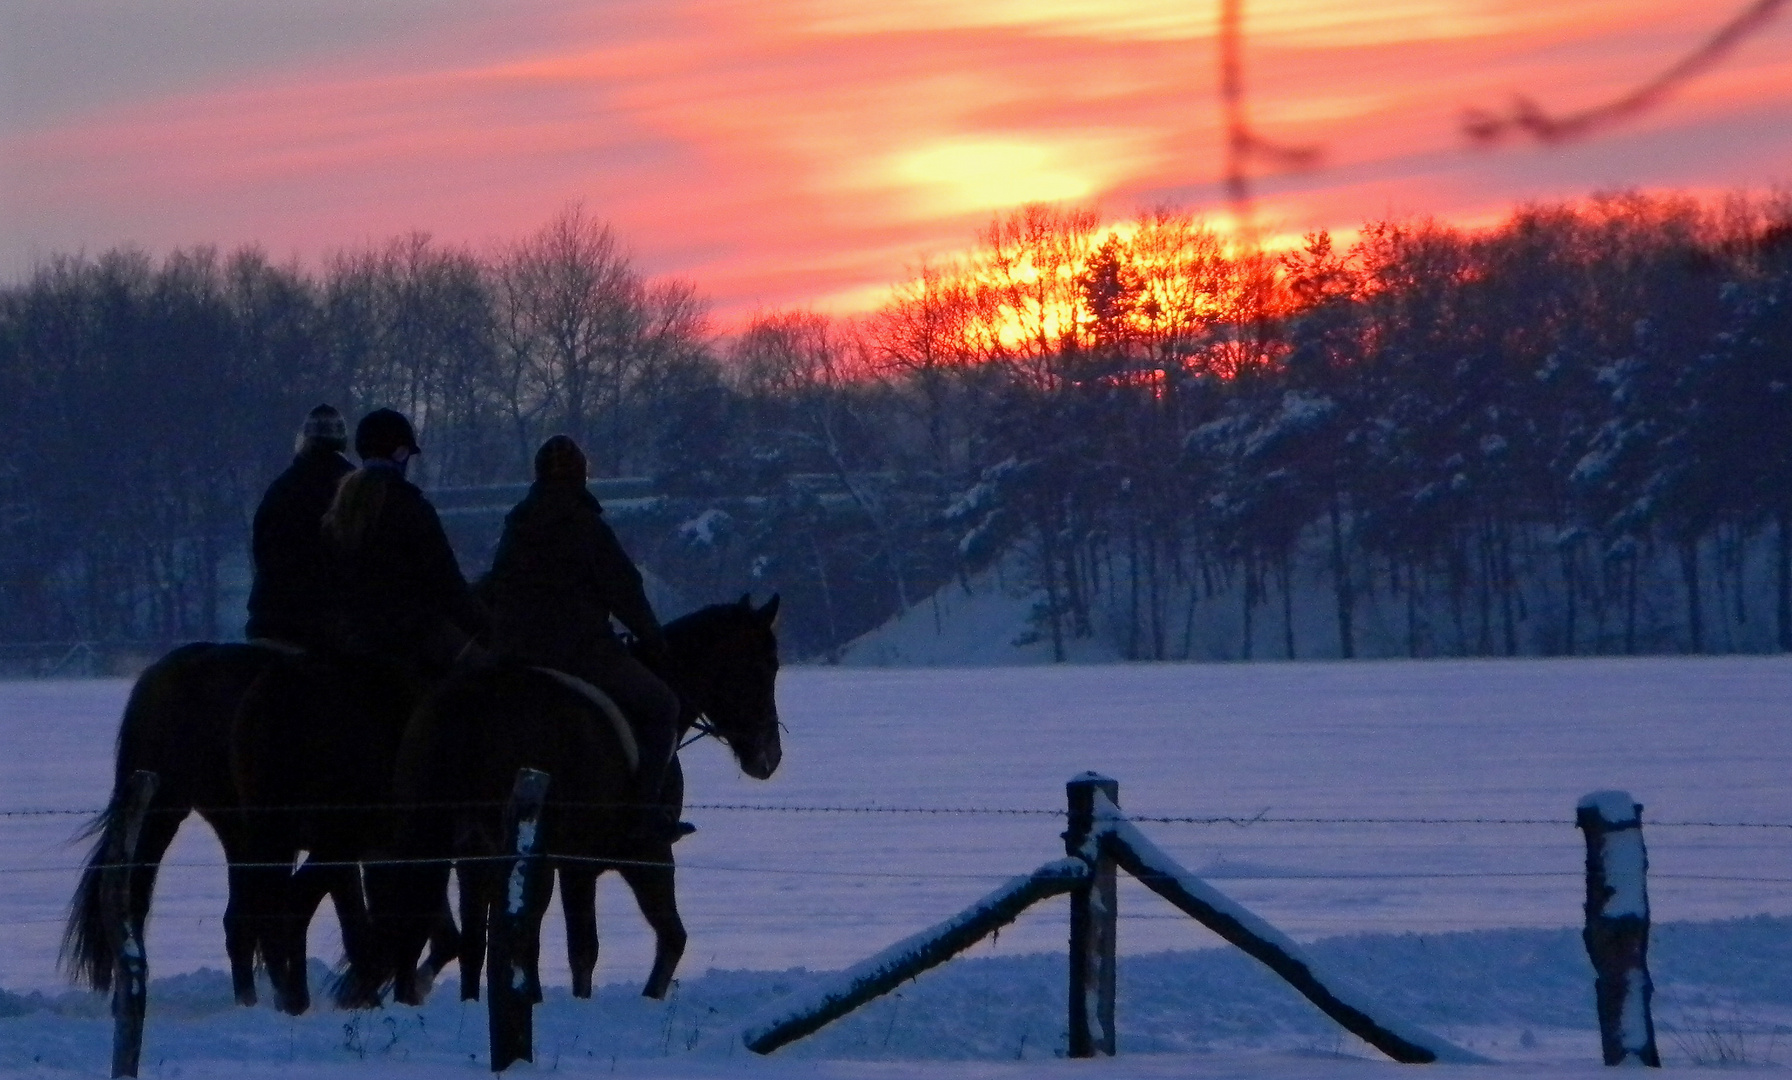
[677,716,718,751]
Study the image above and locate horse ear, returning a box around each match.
[758,593,781,628]
[738,591,753,609]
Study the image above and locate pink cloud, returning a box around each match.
[3,0,1790,320]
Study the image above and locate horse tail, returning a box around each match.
[61,793,126,991]
[61,643,211,991]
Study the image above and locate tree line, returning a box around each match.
[3,193,1789,663]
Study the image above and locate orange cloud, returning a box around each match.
[2,0,1789,321]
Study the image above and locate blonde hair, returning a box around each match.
[323,468,389,553]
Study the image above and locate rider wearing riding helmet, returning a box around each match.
[246,404,354,649]
[323,408,488,680]
[485,434,682,841]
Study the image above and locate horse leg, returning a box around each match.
[116,797,183,1004]
[619,856,685,1000]
[521,857,553,1004]
[457,864,489,1002]
[347,857,445,1009]
[271,857,341,1015]
[235,834,302,1015]
[559,864,599,999]
[318,862,385,1009]
[212,825,264,1007]
[414,887,460,1002]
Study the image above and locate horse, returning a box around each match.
[225,649,442,1013]
[342,594,783,1008]
[63,641,296,1006]
[61,641,459,1013]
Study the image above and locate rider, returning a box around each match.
[245,404,354,649]
[323,408,488,682]
[485,434,682,841]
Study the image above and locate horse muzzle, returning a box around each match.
[741,732,782,780]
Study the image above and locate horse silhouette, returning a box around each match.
[342,594,783,1008]
[61,641,457,1013]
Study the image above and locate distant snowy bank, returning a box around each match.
[835,541,1792,666]
[5,918,1791,1075]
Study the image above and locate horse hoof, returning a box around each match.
[234,988,258,1008]
[408,965,436,1004]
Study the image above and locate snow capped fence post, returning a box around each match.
[105,769,158,1079]
[489,768,551,1073]
[1065,772,1118,1057]
[1577,791,1659,1067]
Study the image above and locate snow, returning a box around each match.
[740,858,1089,1053]
[1094,792,1486,1065]
[1597,829,1649,921]
[837,551,1122,665]
[3,656,1792,1076]
[1578,792,1649,921]
[677,509,733,548]
[1577,792,1640,825]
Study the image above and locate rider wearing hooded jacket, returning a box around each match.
[485,434,681,838]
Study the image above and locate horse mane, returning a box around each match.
[661,601,751,648]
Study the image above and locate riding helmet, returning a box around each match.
[355,408,421,461]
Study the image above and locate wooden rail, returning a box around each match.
[740,771,1484,1064]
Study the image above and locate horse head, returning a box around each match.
[664,593,783,780]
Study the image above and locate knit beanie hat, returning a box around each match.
[301,404,348,447]
[534,434,589,484]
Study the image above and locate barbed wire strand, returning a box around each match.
[2,802,1789,828]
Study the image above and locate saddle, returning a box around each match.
[529,667,642,774]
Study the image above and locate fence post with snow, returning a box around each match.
[104,769,158,1079]
[1065,772,1118,1057]
[1577,790,1659,1067]
[489,767,551,1073]
[741,771,1482,1064]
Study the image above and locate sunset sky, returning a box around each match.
[3,0,1790,320]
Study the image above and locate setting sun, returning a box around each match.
[1,0,1790,316]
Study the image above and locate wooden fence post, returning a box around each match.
[489,768,550,1073]
[105,770,159,1079]
[1577,791,1659,1067]
[1065,772,1118,1058]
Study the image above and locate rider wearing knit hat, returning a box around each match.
[246,404,354,646]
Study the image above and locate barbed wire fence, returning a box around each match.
[0,802,1787,925]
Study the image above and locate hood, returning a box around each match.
[505,480,601,532]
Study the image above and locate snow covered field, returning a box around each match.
[3,656,1791,1077]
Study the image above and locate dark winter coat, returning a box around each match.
[325,463,486,660]
[486,480,665,675]
[245,446,354,645]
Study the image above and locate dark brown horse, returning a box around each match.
[63,642,294,1005]
[345,594,783,1008]
[62,641,457,1014]
[226,650,440,1012]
